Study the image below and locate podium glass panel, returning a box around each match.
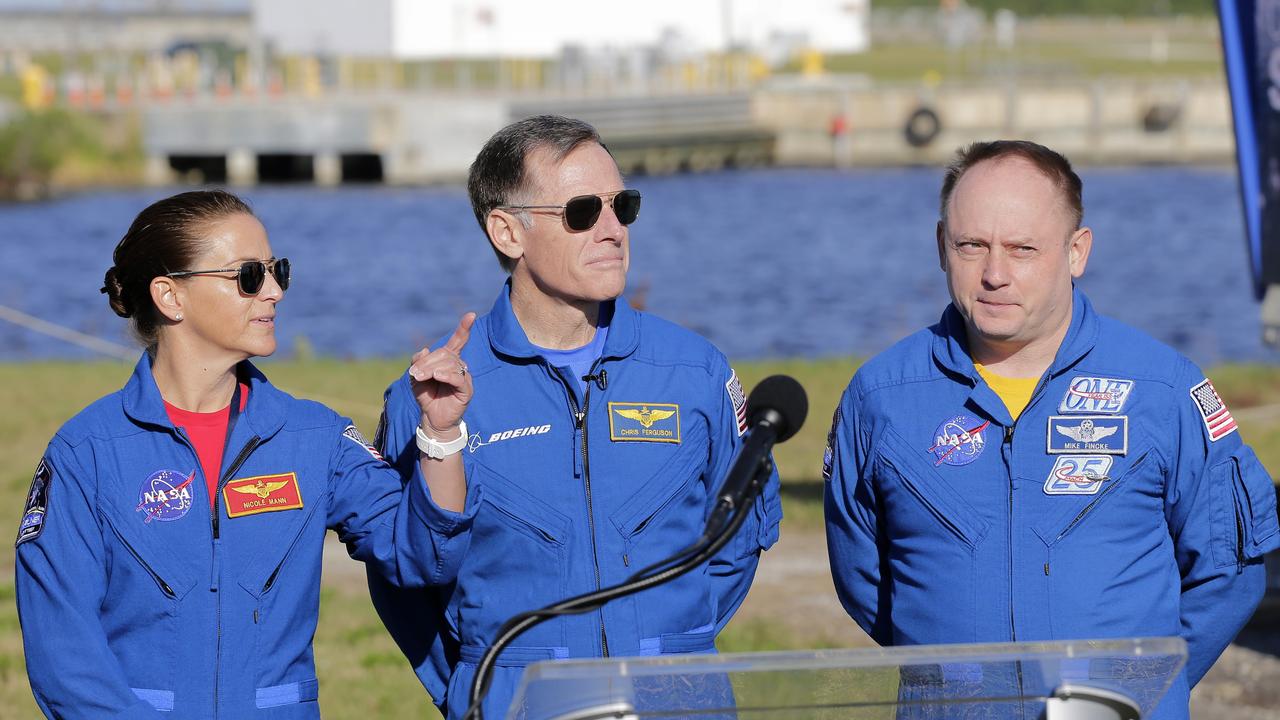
[509,637,1186,720]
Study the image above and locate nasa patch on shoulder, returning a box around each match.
[343,424,387,463]
[17,459,53,547]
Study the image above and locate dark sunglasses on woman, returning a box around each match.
[168,257,291,295]
[499,189,641,232]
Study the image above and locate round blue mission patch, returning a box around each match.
[929,414,989,467]
[136,469,195,523]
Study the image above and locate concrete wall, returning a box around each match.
[756,78,1233,166]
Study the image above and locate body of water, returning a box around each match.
[1,167,1274,368]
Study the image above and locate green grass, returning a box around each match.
[1,357,1277,717]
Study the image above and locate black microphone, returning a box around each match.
[706,375,808,533]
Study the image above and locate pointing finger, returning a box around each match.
[443,312,476,354]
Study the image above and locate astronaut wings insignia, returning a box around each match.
[1055,421,1118,443]
[614,406,676,429]
[230,479,289,499]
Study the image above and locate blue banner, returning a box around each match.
[1219,0,1266,298]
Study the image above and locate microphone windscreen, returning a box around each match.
[746,375,808,443]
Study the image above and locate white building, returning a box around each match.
[251,0,869,59]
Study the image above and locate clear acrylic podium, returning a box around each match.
[509,637,1186,720]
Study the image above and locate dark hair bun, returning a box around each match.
[101,266,133,318]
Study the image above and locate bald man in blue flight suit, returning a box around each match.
[824,140,1279,720]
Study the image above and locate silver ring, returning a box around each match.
[458,363,468,376]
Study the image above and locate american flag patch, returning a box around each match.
[343,425,387,463]
[726,370,748,436]
[1189,379,1237,442]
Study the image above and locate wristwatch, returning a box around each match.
[416,420,468,460]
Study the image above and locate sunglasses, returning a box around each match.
[168,257,291,295]
[500,189,641,232]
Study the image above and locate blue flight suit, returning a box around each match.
[825,287,1278,720]
[15,356,463,718]
[367,283,782,720]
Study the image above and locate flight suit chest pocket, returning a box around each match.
[874,426,990,549]
[609,446,705,548]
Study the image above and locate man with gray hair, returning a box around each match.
[824,140,1277,719]
[368,115,781,719]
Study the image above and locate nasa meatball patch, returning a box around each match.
[136,469,196,523]
[16,459,52,546]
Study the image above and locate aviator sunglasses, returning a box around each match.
[167,257,291,295]
[499,189,642,232]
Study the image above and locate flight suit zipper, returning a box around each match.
[210,436,261,720]
[549,360,611,657]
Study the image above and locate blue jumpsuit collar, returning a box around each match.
[485,279,641,361]
[932,284,1100,384]
[120,353,286,438]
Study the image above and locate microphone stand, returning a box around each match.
[461,451,776,720]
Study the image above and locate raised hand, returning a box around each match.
[410,313,476,438]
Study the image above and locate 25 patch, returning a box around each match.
[224,473,303,518]
[609,402,681,443]
[1046,416,1128,455]
[1044,456,1114,495]
[16,458,52,546]
[1058,376,1134,414]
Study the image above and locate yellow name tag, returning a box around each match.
[608,402,681,443]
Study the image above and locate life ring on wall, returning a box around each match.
[904,106,942,148]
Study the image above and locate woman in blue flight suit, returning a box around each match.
[15,190,475,718]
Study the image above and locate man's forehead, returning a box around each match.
[947,156,1072,227]
[523,142,620,194]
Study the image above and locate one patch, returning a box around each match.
[223,472,303,518]
[1058,376,1134,414]
[609,402,681,443]
[472,423,552,452]
[16,458,52,546]
[342,424,386,463]
[1043,456,1114,495]
[1046,416,1128,455]
[136,468,196,523]
[928,414,990,467]
[726,370,748,436]
[1189,379,1237,442]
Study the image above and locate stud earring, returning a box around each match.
[175,313,183,321]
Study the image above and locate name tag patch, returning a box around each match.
[1044,456,1113,495]
[1058,376,1134,414]
[224,473,303,518]
[136,468,196,523]
[609,402,681,443]
[1046,415,1128,455]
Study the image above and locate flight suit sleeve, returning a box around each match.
[362,373,466,708]
[1165,360,1279,685]
[824,380,891,644]
[705,359,782,632]
[15,438,166,719]
[328,375,480,588]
